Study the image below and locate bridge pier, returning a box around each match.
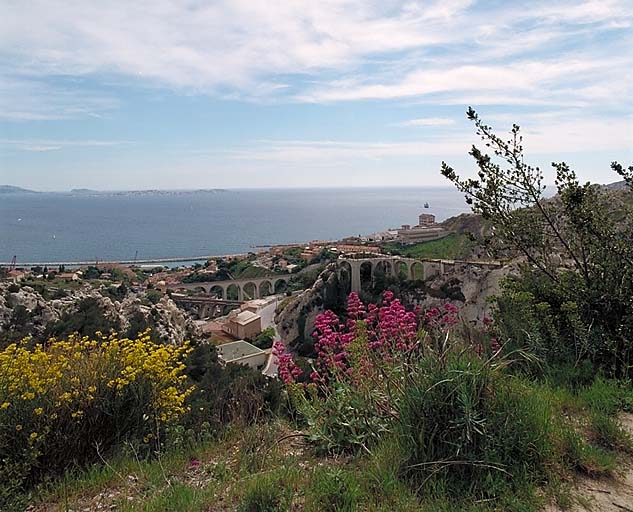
[349,261,362,293]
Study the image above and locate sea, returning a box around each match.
[0,188,470,265]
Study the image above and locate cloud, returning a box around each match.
[214,113,632,167]
[299,57,629,105]
[1,0,630,110]
[0,77,119,120]
[392,117,456,127]
[0,138,133,151]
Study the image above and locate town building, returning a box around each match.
[222,309,262,340]
[6,269,30,282]
[335,244,381,254]
[397,212,448,244]
[216,340,269,369]
[57,271,81,281]
[418,213,436,226]
[241,298,270,314]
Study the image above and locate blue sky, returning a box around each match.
[1,0,632,190]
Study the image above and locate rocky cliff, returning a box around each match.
[274,260,516,350]
[0,283,200,344]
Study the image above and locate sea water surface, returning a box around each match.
[0,188,470,263]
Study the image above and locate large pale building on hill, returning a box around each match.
[397,212,448,244]
[222,309,262,340]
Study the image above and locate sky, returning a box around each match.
[0,0,632,190]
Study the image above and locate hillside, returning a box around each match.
[0,185,38,194]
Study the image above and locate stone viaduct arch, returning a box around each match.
[167,274,292,300]
[337,253,503,293]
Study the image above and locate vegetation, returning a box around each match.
[441,107,633,379]
[252,326,275,349]
[0,331,192,510]
[382,232,475,260]
[3,111,633,510]
[44,297,120,341]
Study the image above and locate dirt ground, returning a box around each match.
[545,413,633,512]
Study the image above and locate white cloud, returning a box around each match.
[0,138,133,151]
[0,77,119,120]
[392,117,455,127]
[299,58,627,104]
[215,114,632,166]
[1,0,630,111]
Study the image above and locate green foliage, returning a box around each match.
[305,467,360,512]
[144,288,163,305]
[288,263,327,292]
[252,326,275,349]
[442,109,633,378]
[182,344,282,437]
[45,297,120,339]
[239,468,295,512]
[395,359,554,500]
[82,266,102,280]
[383,233,475,260]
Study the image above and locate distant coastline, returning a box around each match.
[0,185,229,196]
[0,186,471,264]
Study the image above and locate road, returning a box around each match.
[259,295,282,377]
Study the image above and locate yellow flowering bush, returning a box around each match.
[0,330,193,499]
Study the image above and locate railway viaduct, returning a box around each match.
[337,253,503,293]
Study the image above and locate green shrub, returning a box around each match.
[305,467,360,512]
[0,331,192,506]
[395,357,555,500]
[239,470,294,512]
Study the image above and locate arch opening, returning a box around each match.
[209,285,224,299]
[360,261,373,291]
[274,279,288,294]
[259,280,273,297]
[396,261,409,280]
[411,261,424,281]
[226,283,240,301]
[243,282,257,300]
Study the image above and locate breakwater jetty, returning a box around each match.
[0,254,247,268]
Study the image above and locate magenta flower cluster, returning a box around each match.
[423,302,460,329]
[272,340,302,384]
[273,292,470,386]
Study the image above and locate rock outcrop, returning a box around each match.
[0,283,199,343]
[274,260,517,348]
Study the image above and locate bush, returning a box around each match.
[45,297,120,339]
[274,292,630,507]
[239,469,294,512]
[252,326,275,349]
[182,344,283,436]
[305,467,360,512]
[0,331,193,505]
[395,358,555,500]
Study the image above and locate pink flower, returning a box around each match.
[273,340,302,384]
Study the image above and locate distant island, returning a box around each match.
[0,185,39,194]
[0,185,229,196]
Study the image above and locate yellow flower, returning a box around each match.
[0,402,9,410]
[15,424,22,431]
[29,432,38,440]
[34,407,44,415]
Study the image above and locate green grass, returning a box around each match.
[21,378,633,512]
[382,233,475,260]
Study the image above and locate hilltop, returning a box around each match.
[0,185,38,194]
